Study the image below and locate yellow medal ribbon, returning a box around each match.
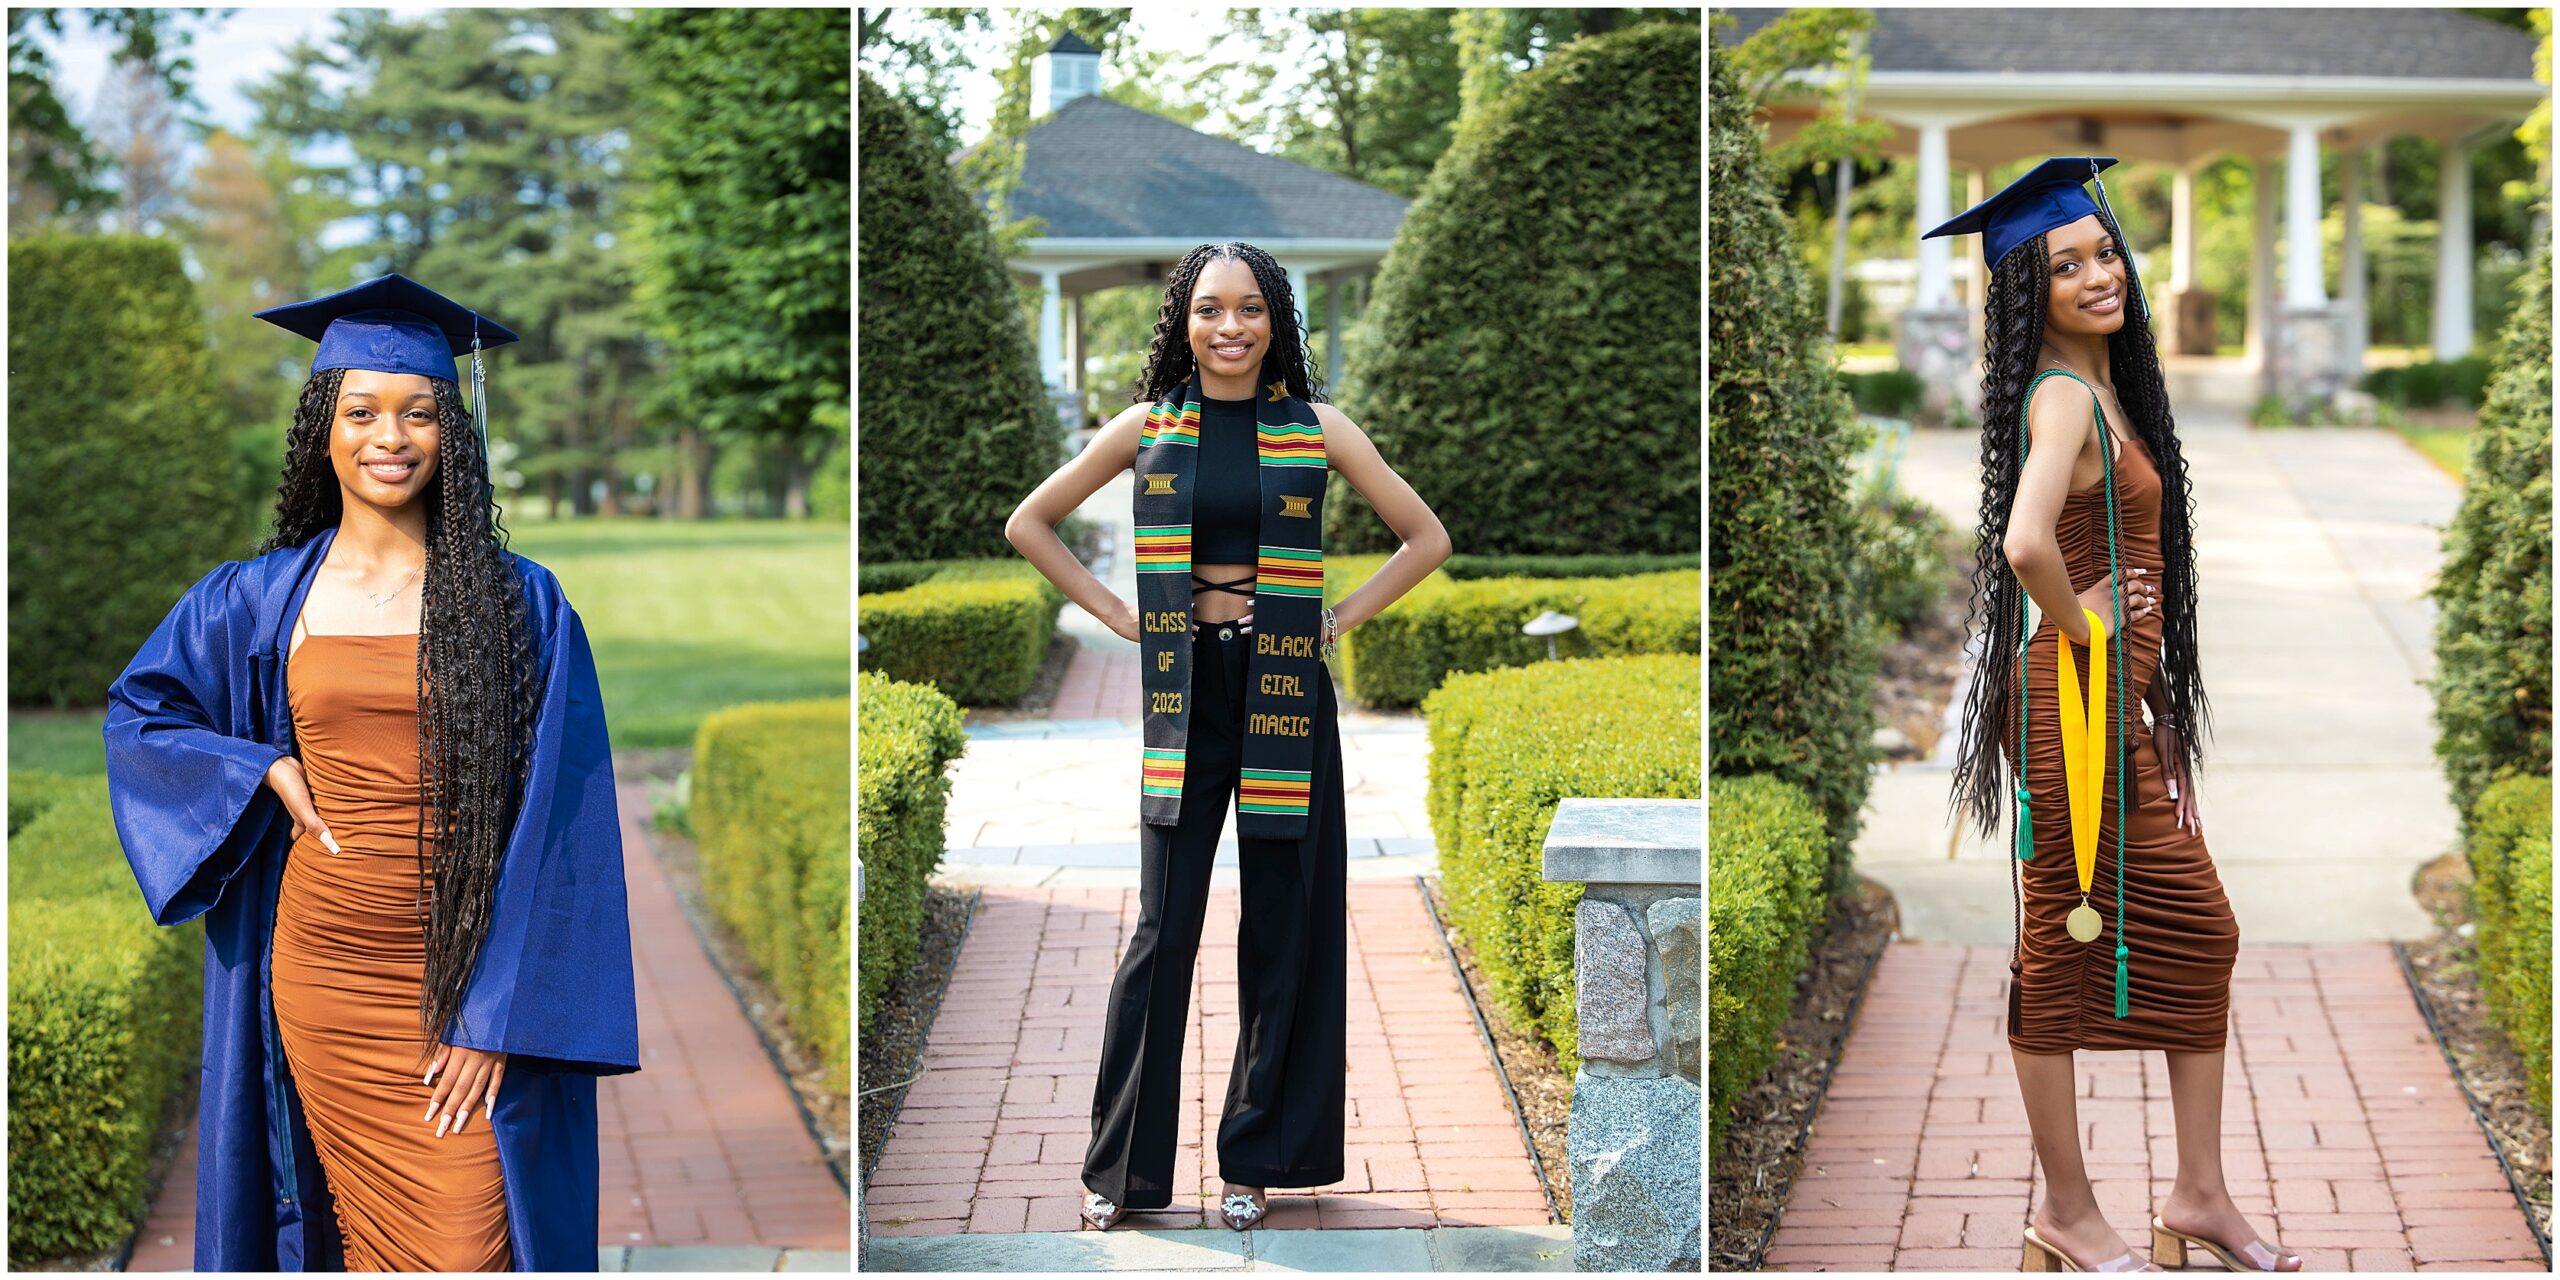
[2055,606,2109,943]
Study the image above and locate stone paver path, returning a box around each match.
[1763,941,2543,1272]
[865,880,1552,1236]
[128,775,849,1268]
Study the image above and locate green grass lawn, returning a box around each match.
[2391,424,2472,484]
[9,518,850,769]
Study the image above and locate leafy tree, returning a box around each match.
[630,8,852,519]
[1329,23,1700,557]
[11,236,249,707]
[2431,221,2552,836]
[1709,7,1891,178]
[247,9,656,518]
[1707,33,1880,897]
[859,72,1060,562]
[8,8,223,231]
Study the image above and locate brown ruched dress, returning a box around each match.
[272,630,512,1271]
[2003,381,2240,1054]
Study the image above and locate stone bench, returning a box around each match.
[1543,797,1701,1272]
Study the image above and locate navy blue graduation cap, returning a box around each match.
[255,273,518,462]
[1922,155,2145,323]
[1922,156,2114,268]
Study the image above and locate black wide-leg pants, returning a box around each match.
[1081,622,1348,1209]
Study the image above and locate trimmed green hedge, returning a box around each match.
[2469,774,2552,1118]
[1436,552,1698,581]
[1707,38,1880,900]
[1329,24,1700,557]
[1424,654,1701,1070]
[1854,491,1957,638]
[856,72,1060,562]
[1326,554,1700,708]
[1842,369,1925,419]
[692,699,853,1094]
[856,559,1064,706]
[11,236,249,708]
[856,673,967,1040]
[1706,773,1829,1153]
[7,772,202,1263]
[2431,235,2551,839]
[2361,355,2494,409]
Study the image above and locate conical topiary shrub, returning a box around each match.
[858,72,1060,562]
[1328,24,1701,557]
[1705,36,1880,898]
[2432,222,2552,838]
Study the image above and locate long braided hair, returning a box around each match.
[1132,241,1326,405]
[261,368,539,1068]
[1946,207,2213,842]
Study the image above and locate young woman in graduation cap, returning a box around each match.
[1932,159,2301,1273]
[1006,242,1451,1232]
[104,274,639,1272]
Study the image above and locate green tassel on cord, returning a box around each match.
[2113,943,2130,1018]
[2016,788,2034,861]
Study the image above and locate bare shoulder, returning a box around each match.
[2024,371,2096,454]
[1312,401,1371,448]
[1089,401,1152,463]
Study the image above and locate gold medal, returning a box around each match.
[2067,901,2104,943]
[2056,607,2109,945]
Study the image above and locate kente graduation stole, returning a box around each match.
[1133,372,1327,839]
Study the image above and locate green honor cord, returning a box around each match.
[2013,368,2132,1019]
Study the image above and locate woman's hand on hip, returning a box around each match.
[263,756,338,855]
[2069,568,2159,640]
[2154,717,2201,835]
[424,1043,507,1137]
[1106,596,1143,644]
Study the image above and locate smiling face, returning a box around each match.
[2044,213,2130,338]
[329,368,441,511]
[1185,256,1271,383]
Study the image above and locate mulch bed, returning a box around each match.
[633,752,851,1187]
[2400,849,2552,1249]
[1709,875,1902,1271]
[1874,532,1977,764]
[1419,877,1572,1222]
[857,884,981,1179]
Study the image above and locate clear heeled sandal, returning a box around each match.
[1219,1189,1267,1231]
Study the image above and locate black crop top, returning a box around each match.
[1191,393,1261,565]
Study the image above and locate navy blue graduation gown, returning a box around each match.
[103,524,641,1271]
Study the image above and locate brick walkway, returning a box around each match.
[1763,941,2544,1272]
[865,880,1553,1235]
[128,776,849,1267]
[1049,640,1143,723]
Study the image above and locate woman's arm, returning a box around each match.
[2002,377,2105,645]
[1317,403,1452,631]
[1006,404,1148,642]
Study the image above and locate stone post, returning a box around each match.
[1542,798,1702,1272]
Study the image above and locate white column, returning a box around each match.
[2341,148,2367,372]
[2170,165,2198,292]
[2434,137,2474,360]
[1066,290,1085,402]
[2285,124,2327,307]
[1963,168,1987,309]
[1325,273,1344,388]
[1038,270,1063,390]
[1915,121,1953,309]
[1287,267,1310,346]
[2249,157,2277,361]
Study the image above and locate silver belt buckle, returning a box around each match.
[1218,625,1234,641]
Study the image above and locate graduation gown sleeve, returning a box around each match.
[103,561,292,925]
[445,572,641,1077]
